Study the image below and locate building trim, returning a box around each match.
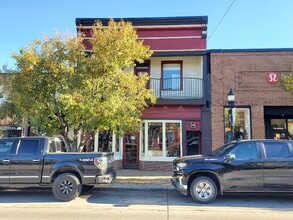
[76,16,208,27]
[209,48,293,53]
[78,24,206,29]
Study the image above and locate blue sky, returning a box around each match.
[1,0,293,69]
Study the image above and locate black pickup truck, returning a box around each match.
[172,139,293,203]
[0,136,116,201]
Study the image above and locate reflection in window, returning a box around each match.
[264,142,291,158]
[98,131,112,152]
[142,121,182,158]
[271,119,286,130]
[148,122,163,157]
[166,123,181,157]
[224,107,251,143]
[18,140,39,155]
[230,142,257,160]
[0,140,13,155]
[162,62,182,90]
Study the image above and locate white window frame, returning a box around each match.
[94,130,123,160]
[140,120,182,161]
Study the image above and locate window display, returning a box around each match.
[224,107,251,143]
[141,120,182,159]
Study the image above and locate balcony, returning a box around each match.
[150,77,203,100]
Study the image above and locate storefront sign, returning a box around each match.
[189,121,197,129]
[186,120,201,131]
[267,72,279,84]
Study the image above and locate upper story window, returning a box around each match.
[162,61,182,90]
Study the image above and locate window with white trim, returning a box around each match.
[141,120,182,159]
[96,131,122,158]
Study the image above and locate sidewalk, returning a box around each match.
[95,169,173,190]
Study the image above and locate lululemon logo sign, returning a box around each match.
[267,72,279,84]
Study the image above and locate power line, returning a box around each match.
[208,0,236,40]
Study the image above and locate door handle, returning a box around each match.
[252,163,261,167]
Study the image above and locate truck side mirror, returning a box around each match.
[225,153,235,162]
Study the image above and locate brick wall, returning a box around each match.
[210,50,293,150]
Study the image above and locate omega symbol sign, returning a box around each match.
[267,72,279,84]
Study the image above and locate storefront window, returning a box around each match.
[98,131,112,152]
[148,122,163,157]
[142,120,182,159]
[166,123,181,157]
[97,131,122,158]
[224,107,251,143]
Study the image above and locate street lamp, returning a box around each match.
[227,88,235,141]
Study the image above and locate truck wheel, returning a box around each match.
[190,176,217,204]
[52,173,82,202]
[81,185,95,194]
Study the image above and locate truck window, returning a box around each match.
[17,140,39,155]
[230,142,257,160]
[0,140,13,155]
[264,142,291,159]
[49,138,67,153]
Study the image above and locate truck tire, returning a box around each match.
[81,185,95,194]
[52,173,82,202]
[190,176,217,204]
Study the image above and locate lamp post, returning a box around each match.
[227,88,235,141]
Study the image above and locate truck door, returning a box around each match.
[0,139,15,184]
[223,142,263,191]
[262,141,293,191]
[10,139,43,183]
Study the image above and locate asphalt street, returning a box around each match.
[0,187,293,220]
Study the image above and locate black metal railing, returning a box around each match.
[149,77,203,99]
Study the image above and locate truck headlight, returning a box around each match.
[94,158,106,169]
[176,162,187,171]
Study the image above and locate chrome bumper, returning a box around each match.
[95,171,116,184]
[171,176,188,196]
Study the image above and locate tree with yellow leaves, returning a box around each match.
[281,73,293,93]
[1,20,156,150]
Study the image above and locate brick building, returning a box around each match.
[210,49,293,150]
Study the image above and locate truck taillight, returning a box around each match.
[94,158,105,169]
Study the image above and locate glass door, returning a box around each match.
[123,133,139,169]
[186,131,201,155]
